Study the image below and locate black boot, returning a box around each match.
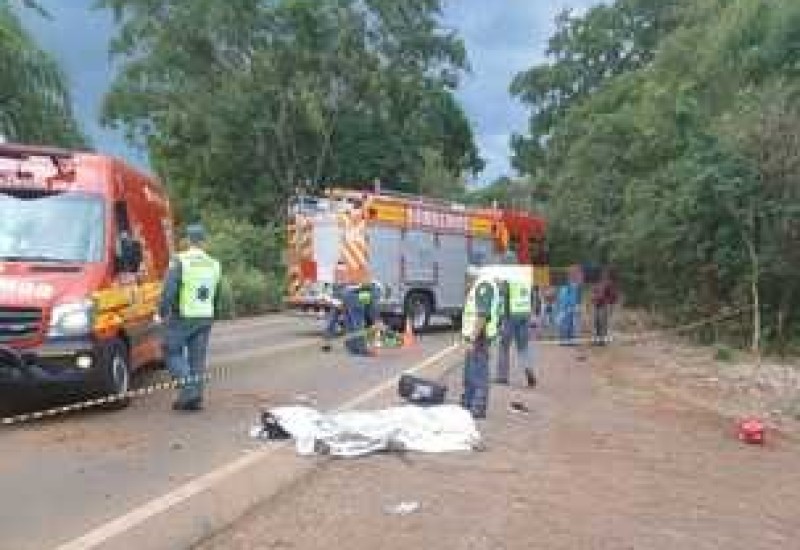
[525,369,538,388]
[184,398,203,411]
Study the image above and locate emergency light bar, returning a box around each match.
[0,143,79,187]
[0,143,76,159]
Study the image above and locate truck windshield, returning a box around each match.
[0,190,106,263]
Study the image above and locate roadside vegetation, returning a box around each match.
[506,0,800,354]
[0,2,84,146]
[5,0,799,353]
[95,0,481,313]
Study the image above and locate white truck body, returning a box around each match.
[286,189,544,329]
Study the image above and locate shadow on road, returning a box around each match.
[0,364,164,422]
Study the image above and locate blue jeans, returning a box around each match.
[497,316,532,382]
[324,307,343,338]
[559,307,577,344]
[462,342,489,417]
[541,304,553,328]
[165,320,212,405]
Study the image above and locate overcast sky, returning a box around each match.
[20,0,600,185]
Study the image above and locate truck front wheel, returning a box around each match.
[95,339,131,410]
[404,291,433,332]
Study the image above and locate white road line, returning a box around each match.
[54,343,462,550]
[212,316,298,335]
[210,338,319,365]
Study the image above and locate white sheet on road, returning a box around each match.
[262,405,482,457]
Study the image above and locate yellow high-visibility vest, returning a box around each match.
[178,249,221,319]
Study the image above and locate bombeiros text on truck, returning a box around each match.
[285,184,548,330]
[0,143,174,411]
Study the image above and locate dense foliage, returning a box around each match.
[97,0,482,312]
[511,0,800,353]
[97,0,481,225]
[0,2,84,146]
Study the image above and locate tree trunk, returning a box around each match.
[745,238,761,362]
[776,286,794,358]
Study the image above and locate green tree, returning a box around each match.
[718,81,800,354]
[0,2,84,146]
[511,0,800,351]
[97,0,481,224]
[97,0,482,315]
[510,0,682,176]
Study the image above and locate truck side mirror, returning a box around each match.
[117,236,143,273]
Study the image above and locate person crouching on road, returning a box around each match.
[496,258,537,388]
[461,273,501,419]
[343,281,375,356]
[158,223,222,411]
[323,260,349,348]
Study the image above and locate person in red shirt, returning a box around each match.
[592,267,618,345]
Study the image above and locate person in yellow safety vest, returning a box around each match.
[496,253,537,388]
[158,223,222,411]
[361,280,382,329]
[342,280,377,356]
[461,271,502,419]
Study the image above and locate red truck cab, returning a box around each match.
[0,143,173,410]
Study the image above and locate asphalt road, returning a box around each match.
[0,314,458,550]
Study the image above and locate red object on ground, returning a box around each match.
[737,417,765,444]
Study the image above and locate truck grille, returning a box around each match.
[0,307,43,343]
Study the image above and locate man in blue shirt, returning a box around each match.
[557,267,582,345]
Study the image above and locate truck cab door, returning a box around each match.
[112,201,145,352]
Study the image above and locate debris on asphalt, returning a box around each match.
[384,501,421,515]
[736,417,765,445]
[255,405,481,457]
[293,393,318,406]
[250,411,292,441]
[510,401,530,414]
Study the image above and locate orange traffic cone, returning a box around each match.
[402,318,417,349]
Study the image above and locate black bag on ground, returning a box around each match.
[398,374,447,405]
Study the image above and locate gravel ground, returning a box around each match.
[196,335,800,550]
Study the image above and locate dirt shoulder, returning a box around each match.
[197,333,800,550]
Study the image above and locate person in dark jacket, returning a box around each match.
[158,223,222,411]
[342,281,379,356]
[592,267,618,345]
[323,260,348,343]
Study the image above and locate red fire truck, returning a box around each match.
[285,187,547,330]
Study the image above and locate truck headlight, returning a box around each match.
[49,299,94,337]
